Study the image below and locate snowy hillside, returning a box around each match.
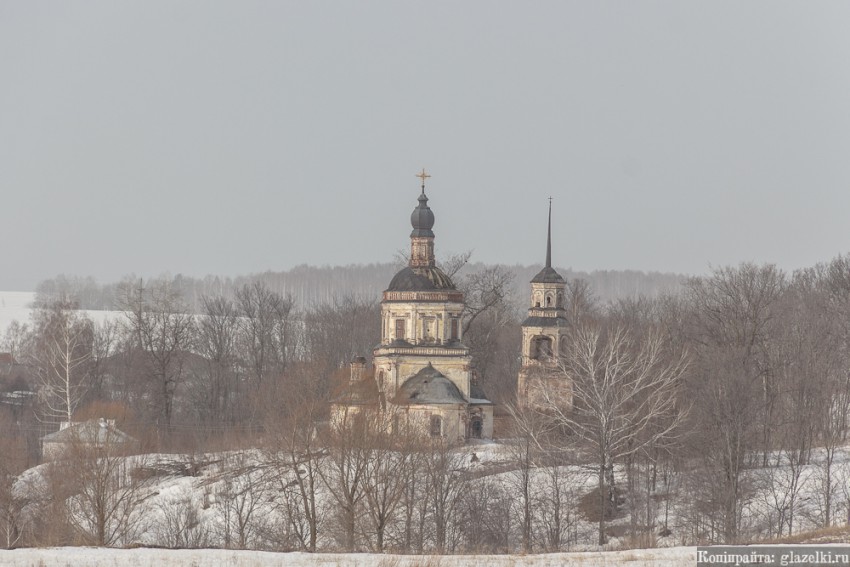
[13,441,850,559]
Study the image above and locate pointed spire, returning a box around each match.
[545,197,552,268]
[530,197,564,284]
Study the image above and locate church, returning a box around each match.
[333,172,572,440]
[517,201,571,408]
[333,171,494,440]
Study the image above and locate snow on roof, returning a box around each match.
[395,364,466,405]
[41,418,135,445]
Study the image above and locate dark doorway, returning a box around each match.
[470,416,483,439]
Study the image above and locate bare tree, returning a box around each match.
[686,263,784,462]
[213,452,268,549]
[565,278,599,324]
[153,488,208,548]
[89,319,119,401]
[304,295,380,373]
[2,320,30,363]
[0,414,28,549]
[683,263,784,542]
[422,437,467,553]
[119,278,195,436]
[261,376,325,552]
[458,475,513,553]
[235,281,297,390]
[361,410,418,552]
[540,322,688,545]
[505,400,556,553]
[192,295,242,425]
[28,301,94,424]
[317,407,374,551]
[457,265,514,334]
[59,429,149,546]
[790,261,850,529]
[462,294,521,404]
[534,451,588,551]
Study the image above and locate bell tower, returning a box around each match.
[518,200,570,405]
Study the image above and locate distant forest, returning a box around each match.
[34,262,686,313]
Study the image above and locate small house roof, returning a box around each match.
[42,418,135,445]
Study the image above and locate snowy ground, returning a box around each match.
[0,292,37,334]
[0,546,697,566]
[0,291,124,338]
[16,443,850,558]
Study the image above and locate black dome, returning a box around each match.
[387,266,455,292]
[410,192,435,237]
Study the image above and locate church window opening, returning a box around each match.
[546,294,552,307]
[450,318,459,341]
[395,319,405,340]
[423,317,434,342]
[531,336,553,360]
[430,415,442,437]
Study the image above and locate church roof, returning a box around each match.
[531,266,565,284]
[469,380,492,403]
[395,364,466,405]
[387,266,456,292]
[522,315,570,328]
[410,191,435,238]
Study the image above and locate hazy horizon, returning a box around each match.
[3,2,849,290]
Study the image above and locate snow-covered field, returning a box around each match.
[0,292,37,334]
[0,291,124,337]
[1,546,696,566]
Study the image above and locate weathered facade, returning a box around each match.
[334,175,493,441]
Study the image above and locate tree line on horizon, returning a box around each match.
[31,261,685,314]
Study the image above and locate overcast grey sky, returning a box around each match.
[1,1,849,290]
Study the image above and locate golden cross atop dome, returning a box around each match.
[416,168,431,192]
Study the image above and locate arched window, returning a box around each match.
[430,415,442,437]
[530,336,553,360]
[546,294,552,307]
